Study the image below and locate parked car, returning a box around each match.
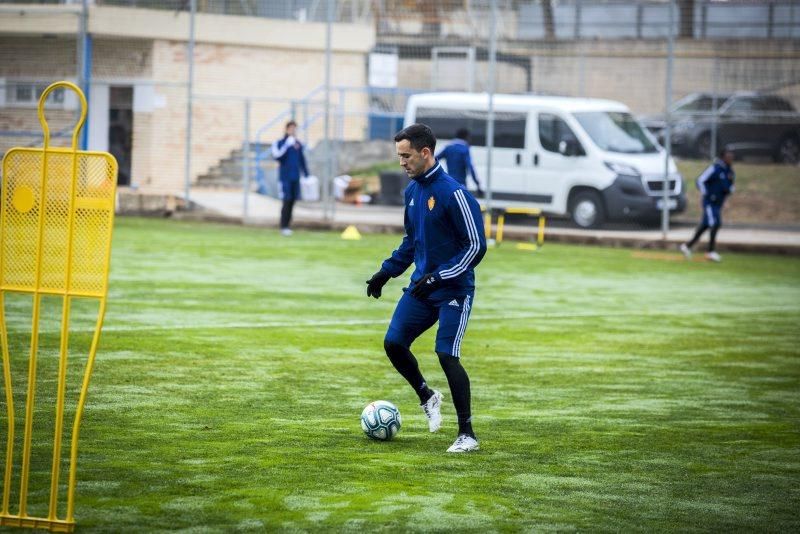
[406,92,686,228]
[640,92,800,164]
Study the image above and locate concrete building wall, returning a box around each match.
[141,39,369,190]
[0,36,79,151]
[0,5,374,192]
[398,58,529,94]
[515,39,800,114]
[390,38,799,114]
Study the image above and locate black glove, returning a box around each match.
[366,270,391,299]
[409,272,441,299]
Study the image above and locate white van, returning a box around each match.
[404,92,686,227]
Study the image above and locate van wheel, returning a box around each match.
[570,191,605,229]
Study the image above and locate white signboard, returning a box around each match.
[369,52,399,88]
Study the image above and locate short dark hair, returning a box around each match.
[286,120,297,129]
[719,146,733,158]
[455,128,470,141]
[394,123,436,153]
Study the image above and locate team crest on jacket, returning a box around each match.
[427,196,435,211]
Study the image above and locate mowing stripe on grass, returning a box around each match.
[15,304,799,334]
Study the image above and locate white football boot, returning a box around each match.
[420,390,443,433]
[705,251,721,262]
[679,243,692,260]
[447,434,480,453]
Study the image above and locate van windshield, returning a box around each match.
[573,111,659,154]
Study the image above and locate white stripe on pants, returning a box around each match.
[706,205,716,227]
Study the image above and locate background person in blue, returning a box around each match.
[680,147,736,262]
[271,120,308,236]
[435,128,483,195]
[365,123,487,453]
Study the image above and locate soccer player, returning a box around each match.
[435,128,483,195]
[680,147,735,262]
[271,120,309,236]
[365,123,487,453]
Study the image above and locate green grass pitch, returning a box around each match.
[1,217,799,532]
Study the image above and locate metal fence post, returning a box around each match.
[661,0,675,239]
[336,88,345,205]
[700,1,707,39]
[389,88,396,139]
[636,1,644,39]
[302,100,309,140]
[338,88,346,141]
[79,0,90,151]
[183,0,196,207]
[243,98,251,220]
[578,42,586,97]
[711,57,719,159]
[485,0,498,218]
[323,0,334,221]
[767,2,775,39]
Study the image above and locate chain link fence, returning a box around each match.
[1,0,798,227]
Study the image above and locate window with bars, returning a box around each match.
[1,81,66,108]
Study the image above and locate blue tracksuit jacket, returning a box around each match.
[435,139,480,189]
[381,162,487,299]
[696,159,735,207]
[271,135,308,182]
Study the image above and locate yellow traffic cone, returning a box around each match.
[341,225,362,240]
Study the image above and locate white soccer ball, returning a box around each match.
[360,400,402,441]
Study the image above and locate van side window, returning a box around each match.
[416,108,526,149]
[539,113,581,153]
[492,113,526,149]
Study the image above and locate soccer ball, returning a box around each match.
[360,400,402,440]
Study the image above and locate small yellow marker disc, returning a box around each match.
[12,185,35,213]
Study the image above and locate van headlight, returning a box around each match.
[604,161,640,177]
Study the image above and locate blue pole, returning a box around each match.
[80,33,92,150]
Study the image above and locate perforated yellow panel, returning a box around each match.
[1,149,116,297]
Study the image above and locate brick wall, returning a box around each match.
[0,5,374,192]
[140,39,368,190]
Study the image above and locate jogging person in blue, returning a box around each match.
[680,147,735,262]
[435,128,483,195]
[365,123,487,453]
[271,120,308,236]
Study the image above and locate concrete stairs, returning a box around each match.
[195,143,275,189]
[195,139,396,190]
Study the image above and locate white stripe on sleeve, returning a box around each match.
[696,164,715,195]
[446,189,480,277]
[440,189,479,280]
[271,136,295,159]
